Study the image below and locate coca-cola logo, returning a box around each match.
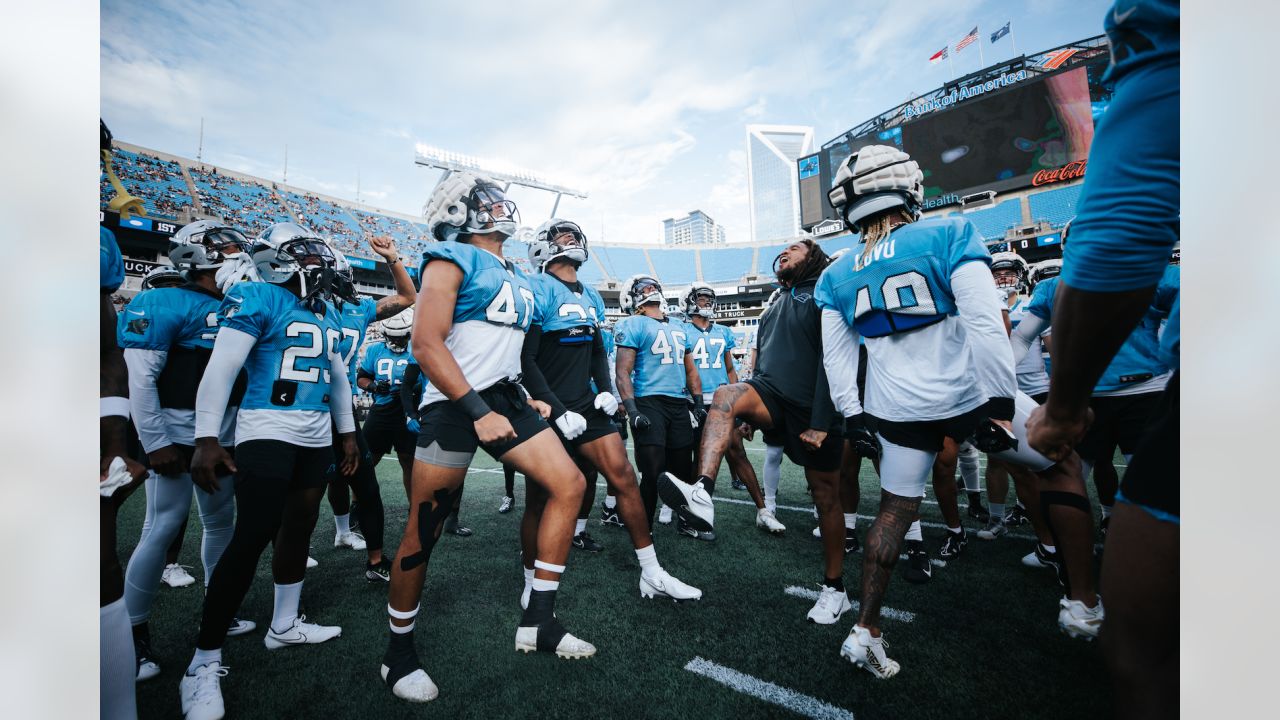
[1032,160,1087,187]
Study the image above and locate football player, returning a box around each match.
[613,275,713,540]
[119,221,253,683]
[325,234,417,581]
[398,356,473,536]
[520,219,700,599]
[178,223,360,720]
[818,145,1099,679]
[381,174,596,704]
[682,285,783,533]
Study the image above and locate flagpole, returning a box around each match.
[977,27,985,68]
[1011,21,1019,57]
[948,51,955,81]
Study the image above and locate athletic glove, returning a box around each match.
[689,398,708,427]
[371,379,393,395]
[623,398,651,432]
[972,419,1018,454]
[844,414,882,461]
[554,410,588,440]
[406,417,421,435]
[593,392,619,416]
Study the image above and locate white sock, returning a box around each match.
[947,526,962,535]
[844,513,857,530]
[1043,544,1057,553]
[604,495,617,509]
[523,566,535,593]
[635,544,660,574]
[270,580,303,633]
[187,646,222,675]
[575,519,587,535]
[990,502,1006,519]
[334,513,350,535]
[100,597,138,719]
[905,520,923,542]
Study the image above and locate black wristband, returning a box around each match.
[622,398,639,417]
[456,389,492,421]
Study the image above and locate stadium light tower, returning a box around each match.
[415,144,589,218]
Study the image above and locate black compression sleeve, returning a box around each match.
[400,364,421,417]
[590,331,613,397]
[519,323,568,418]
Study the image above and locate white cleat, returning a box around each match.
[263,616,342,649]
[381,665,439,702]
[226,617,257,637]
[514,626,596,659]
[840,626,900,679]
[657,473,714,532]
[306,556,319,569]
[812,526,822,538]
[179,662,228,720]
[334,531,367,551]
[640,569,703,601]
[657,505,673,525]
[162,563,197,588]
[806,584,852,624]
[137,657,160,682]
[1058,596,1104,640]
[756,508,786,534]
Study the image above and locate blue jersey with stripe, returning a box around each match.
[814,216,991,338]
[100,227,124,293]
[218,282,343,413]
[683,321,736,394]
[614,315,688,399]
[330,297,379,388]
[118,286,220,352]
[359,342,413,406]
[531,273,605,333]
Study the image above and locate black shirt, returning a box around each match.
[752,277,838,430]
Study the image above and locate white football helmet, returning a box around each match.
[619,274,664,314]
[253,222,337,301]
[1030,259,1063,287]
[684,284,716,319]
[381,307,413,352]
[990,252,1030,292]
[168,220,250,271]
[827,145,924,233]
[528,218,588,271]
[330,247,360,304]
[141,265,185,290]
[424,172,519,243]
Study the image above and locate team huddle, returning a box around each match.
[99,140,1178,718]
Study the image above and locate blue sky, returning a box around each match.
[101,0,1112,245]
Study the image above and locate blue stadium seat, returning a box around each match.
[188,167,292,237]
[648,248,699,285]
[699,246,755,283]
[1027,184,1084,227]
[817,234,860,256]
[954,199,1022,241]
[594,246,651,282]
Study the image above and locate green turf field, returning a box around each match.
[120,439,1113,719]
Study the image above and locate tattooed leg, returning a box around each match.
[858,490,922,635]
[696,383,772,481]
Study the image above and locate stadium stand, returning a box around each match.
[188,166,293,237]
[952,198,1023,241]
[278,190,367,257]
[594,246,653,281]
[1028,184,1084,227]
[100,148,193,219]
[699,245,755,283]
[351,209,432,258]
[817,233,860,256]
[648,247,699,285]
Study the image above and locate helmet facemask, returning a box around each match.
[541,222,588,270]
[685,286,717,319]
[464,183,519,239]
[280,237,338,302]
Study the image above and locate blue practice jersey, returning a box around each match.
[101,227,124,293]
[614,315,688,399]
[531,273,606,332]
[331,297,379,388]
[417,241,534,405]
[1006,295,1050,396]
[219,282,343,414]
[683,321,736,400]
[118,286,228,409]
[1027,271,1176,394]
[359,342,413,406]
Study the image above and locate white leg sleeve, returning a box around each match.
[123,472,195,625]
[988,392,1055,473]
[763,444,784,503]
[100,597,138,720]
[877,436,936,499]
[958,442,981,492]
[194,474,236,587]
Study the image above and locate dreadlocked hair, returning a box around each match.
[775,238,832,288]
[858,208,915,264]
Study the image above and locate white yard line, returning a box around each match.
[783,586,916,623]
[709,496,1037,541]
[683,657,854,720]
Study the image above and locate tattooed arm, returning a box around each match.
[858,489,923,633]
[370,235,417,321]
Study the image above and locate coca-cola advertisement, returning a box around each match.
[1032,160,1088,187]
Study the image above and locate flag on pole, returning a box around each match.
[954,26,979,52]
[928,46,948,64]
[990,22,1010,43]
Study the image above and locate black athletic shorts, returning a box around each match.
[1031,391,1049,405]
[1076,390,1163,462]
[553,404,620,449]
[857,344,869,405]
[237,439,331,492]
[747,379,843,472]
[632,395,694,449]
[328,417,373,479]
[1118,372,1178,521]
[415,380,548,467]
[865,405,987,454]
[364,404,416,457]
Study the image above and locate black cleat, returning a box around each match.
[902,540,932,584]
[731,478,747,491]
[446,524,473,537]
[498,495,514,514]
[939,528,968,559]
[599,502,623,528]
[366,558,392,583]
[844,528,861,554]
[572,531,603,553]
[967,501,990,523]
[1003,503,1031,527]
[676,518,716,542]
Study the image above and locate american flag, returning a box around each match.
[954,26,979,53]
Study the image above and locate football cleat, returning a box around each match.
[306,556,318,569]
[498,495,514,514]
[731,478,747,491]
[162,563,197,588]
[226,617,256,637]
[1058,596,1105,640]
[1021,543,1061,570]
[135,636,160,682]
[366,558,392,583]
[657,473,714,533]
[515,622,596,659]
[1003,503,1031,526]
[657,506,673,525]
[967,502,991,523]
[840,626,900,680]
[640,569,703,601]
[599,502,623,527]
[939,529,968,559]
[976,517,1008,540]
[335,531,367,551]
[382,664,438,703]
[571,532,603,553]
[263,616,341,649]
[902,541,932,584]
[845,529,861,554]
[676,517,715,542]
[806,585,852,624]
[756,508,786,534]
[179,662,228,720]
[812,526,822,538]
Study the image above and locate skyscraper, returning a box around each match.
[745,124,814,243]
[662,210,726,246]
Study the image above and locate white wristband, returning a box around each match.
[100,396,131,419]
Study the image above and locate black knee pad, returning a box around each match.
[399,486,461,572]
